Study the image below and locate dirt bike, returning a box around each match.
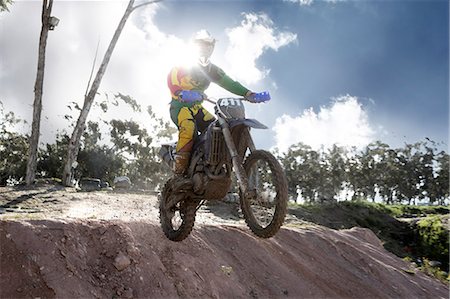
[158,91,288,241]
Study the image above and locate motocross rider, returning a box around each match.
[167,30,256,175]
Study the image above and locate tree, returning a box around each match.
[395,143,423,205]
[0,0,13,12]
[434,152,449,205]
[279,139,449,205]
[426,150,449,205]
[62,0,163,186]
[417,142,437,203]
[0,132,28,185]
[280,143,322,203]
[278,147,301,200]
[25,0,55,185]
[375,144,400,204]
[77,146,124,184]
[37,133,69,179]
[321,145,347,201]
[0,102,28,185]
[108,103,174,189]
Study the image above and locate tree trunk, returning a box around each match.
[25,0,53,185]
[62,0,162,186]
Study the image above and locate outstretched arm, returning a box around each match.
[210,65,251,96]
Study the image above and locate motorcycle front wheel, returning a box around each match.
[240,150,288,238]
[159,178,197,242]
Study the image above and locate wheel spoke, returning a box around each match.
[247,159,277,228]
[240,150,288,238]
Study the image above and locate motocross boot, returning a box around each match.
[173,152,190,176]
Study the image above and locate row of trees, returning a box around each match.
[277,141,449,205]
[2,96,448,205]
[2,120,449,205]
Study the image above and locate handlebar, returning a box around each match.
[180,90,271,104]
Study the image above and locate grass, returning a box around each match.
[380,204,449,218]
[287,200,449,282]
[418,259,449,284]
[416,215,449,272]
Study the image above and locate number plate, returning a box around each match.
[218,98,243,107]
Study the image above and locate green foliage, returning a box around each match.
[430,152,449,204]
[37,133,69,179]
[288,201,415,257]
[416,215,449,271]
[110,119,149,155]
[0,102,28,185]
[62,96,174,189]
[288,201,450,281]
[0,0,13,12]
[418,259,449,283]
[280,140,449,205]
[280,143,324,202]
[382,204,449,218]
[82,121,102,150]
[0,97,175,189]
[77,146,124,184]
[108,118,171,189]
[0,132,28,185]
[114,93,141,112]
[321,145,347,202]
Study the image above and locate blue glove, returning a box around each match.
[180,90,204,103]
[246,91,271,103]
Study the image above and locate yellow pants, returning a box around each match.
[171,104,215,153]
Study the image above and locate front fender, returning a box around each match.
[229,118,268,129]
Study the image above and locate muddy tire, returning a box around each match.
[159,179,196,242]
[240,150,288,238]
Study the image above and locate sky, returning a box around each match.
[0,0,448,153]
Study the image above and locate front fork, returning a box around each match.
[218,117,254,197]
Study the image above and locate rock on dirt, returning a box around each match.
[0,185,448,298]
[114,251,132,271]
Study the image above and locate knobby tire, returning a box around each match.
[240,150,288,238]
[159,178,196,242]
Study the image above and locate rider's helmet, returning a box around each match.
[193,30,216,67]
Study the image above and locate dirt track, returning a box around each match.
[0,185,448,298]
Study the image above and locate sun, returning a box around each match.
[167,41,198,69]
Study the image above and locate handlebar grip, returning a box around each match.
[248,91,271,103]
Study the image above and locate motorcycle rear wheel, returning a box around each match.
[240,150,288,238]
[159,178,197,241]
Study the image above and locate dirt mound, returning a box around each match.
[1,219,447,299]
[0,185,448,298]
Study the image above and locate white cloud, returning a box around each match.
[273,95,376,152]
[224,13,297,84]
